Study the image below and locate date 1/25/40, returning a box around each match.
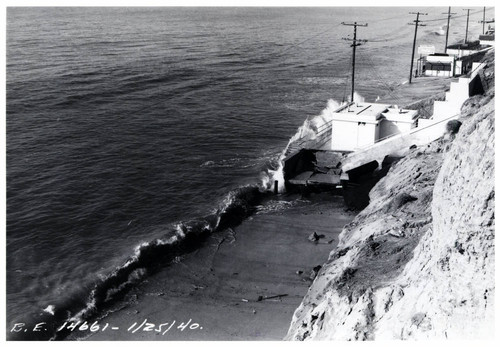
[11,319,203,335]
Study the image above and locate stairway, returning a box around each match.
[342,62,486,173]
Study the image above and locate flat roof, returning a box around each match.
[479,34,495,41]
[333,102,417,123]
[383,108,417,122]
[447,40,481,50]
[340,102,390,118]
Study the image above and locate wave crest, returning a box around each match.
[260,98,345,193]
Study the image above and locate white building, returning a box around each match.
[331,102,417,152]
[446,40,483,58]
[424,54,455,77]
[423,38,492,77]
[479,28,495,47]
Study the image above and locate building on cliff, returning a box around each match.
[330,103,417,152]
[286,50,495,342]
[479,27,495,47]
[283,59,486,193]
[418,27,494,78]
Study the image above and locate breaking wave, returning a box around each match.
[11,96,356,341]
[11,185,266,341]
[260,98,346,193]
[434,24,447,36]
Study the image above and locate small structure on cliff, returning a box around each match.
[284,57,489,211]
[330,103,417,152]
[479,27,495,46]
[418,35,493,77]
[283,102,417,192]
[446,40,483,57]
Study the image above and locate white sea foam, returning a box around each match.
[255,199,302,214]
[43,305,55,316]
[261,98,345,193]
[434,25,446,36]
[104,268,146,302]
[353,91,365,104]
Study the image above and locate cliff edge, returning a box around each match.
[286,52,495,340]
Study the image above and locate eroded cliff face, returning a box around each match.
[286,58,495,341]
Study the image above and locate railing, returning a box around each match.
[345,111,462,158]
[291,120,332,146]
[285,103,352,155]
[465,61,487,79]
[350,62,487,154]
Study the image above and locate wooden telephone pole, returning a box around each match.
[443,7,456,53]
[463,8,473,43]
[408,12,427,83]
[341,22,368,102]
[482,6,486,34]
[478,7,494,34]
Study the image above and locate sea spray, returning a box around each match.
[434,24,446,36]
[352,91,365,104]
[18,95,360,340]
[261,98,344,193]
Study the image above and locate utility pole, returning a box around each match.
[442,7,456,53]
[478,7,494,34]
[408,12,427,84]
[341,22,368,102]
[482,6,486,34]
[463,8,472,43]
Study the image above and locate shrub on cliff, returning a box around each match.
[446,120,462,135]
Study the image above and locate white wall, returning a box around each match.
[379,119,414,139]
[358,122,378,149]
[331,120,379,152]
[447,48,477,58]
[425,55,454,77]
[480,39,495,47]
[425,69,453,77]
[331,120,359,151]
[433,77,471,119]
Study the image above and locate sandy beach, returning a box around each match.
[64,193,355,341]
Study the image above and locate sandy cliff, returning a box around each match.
[286,53,495,340]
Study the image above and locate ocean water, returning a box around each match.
[6,7,487,339]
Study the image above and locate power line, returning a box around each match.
[478,6,495,34]
[408,12,427,84]
[443,7,457,53]
[97,7,491,118]
[341,21,368,102]
[363,7,489,44]
[463,8,473,43]
[352,54,435,119]
[341,62,352,104]
[358,55,406,103]
[424,7,491,23]
[363,8,492,45]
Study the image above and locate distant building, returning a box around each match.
[446,40,483,58]
[479,27,495,47]
[420,38,492,77]
[330,102,417,152]
[424,53,454,77]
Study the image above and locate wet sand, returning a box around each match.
[71,194,355,341]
